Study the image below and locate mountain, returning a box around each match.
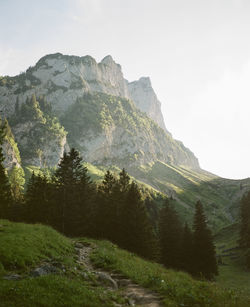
[0,52,249,229]
[0,53,198,170]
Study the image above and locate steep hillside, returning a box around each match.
[130,162,250,229]
[60,92,198,168]
[79,161,250,230]
[0,220,249,307]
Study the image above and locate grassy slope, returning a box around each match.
[214,223,250,295]
[130,161,250,230]
[0,220,123,307]
[1,220,250,307]
[88,239,250,307]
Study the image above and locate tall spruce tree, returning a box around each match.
[53,148,92,236]
[180,223,193,274]
[25,172,51,224]
[120,181,157,259]
[105,168,131,245]
[95,170,118,240]
[159,199,183,269]
[0,119,13,219]
[192,200,218,280]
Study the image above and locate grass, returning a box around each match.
[0,219,73,274]
[88,238,250,307]
[131,161,250,230]
[0,276,120,307]
[0,220,125,307]
[215,223,250,296]
[1,220,250,306]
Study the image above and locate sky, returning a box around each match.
[0,0,250,179]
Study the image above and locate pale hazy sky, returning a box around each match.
[1,0,250,179]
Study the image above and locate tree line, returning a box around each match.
[0,128,218,280]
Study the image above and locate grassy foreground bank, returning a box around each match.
[0,219,250,306]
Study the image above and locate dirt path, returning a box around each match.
[75,242,163,307]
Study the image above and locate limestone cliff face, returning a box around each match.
[78,125,199,169]
[0,54,128,117]
[127,77,168,133]
[0,53,163,127]
[0,53,200,170]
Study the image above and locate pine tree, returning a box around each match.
[118,168,130,193]
[0,120,13,219]
[120,181,157,259]
[180,223,193,274]
[192,200,218,280]
[159,199,183,269]
[25,172,51,224]
[95,170,117,240]
[53,148,92,236]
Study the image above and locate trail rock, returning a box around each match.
[95,271,118,289]
[30,264,58,277]
[75,242,84,249]
[3,274,22,280]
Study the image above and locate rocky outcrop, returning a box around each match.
[2,138,21,170]
[127,77,168,132]
[12,120,67,167]
[1,120,22,170]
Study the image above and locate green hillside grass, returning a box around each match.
[88,238,250,306]
[0,220,124,307]
[215,223,250,294]
[0,219,73,274]
[1,220,250,306]
[131,161,250,230]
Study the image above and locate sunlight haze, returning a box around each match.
[1,0,250,179]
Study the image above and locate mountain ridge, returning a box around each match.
[0,52,199,170]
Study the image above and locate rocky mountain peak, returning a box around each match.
[137,77,152,87]
[0,52,199,170]
[101,55,116,66]
[127,77,168,133]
